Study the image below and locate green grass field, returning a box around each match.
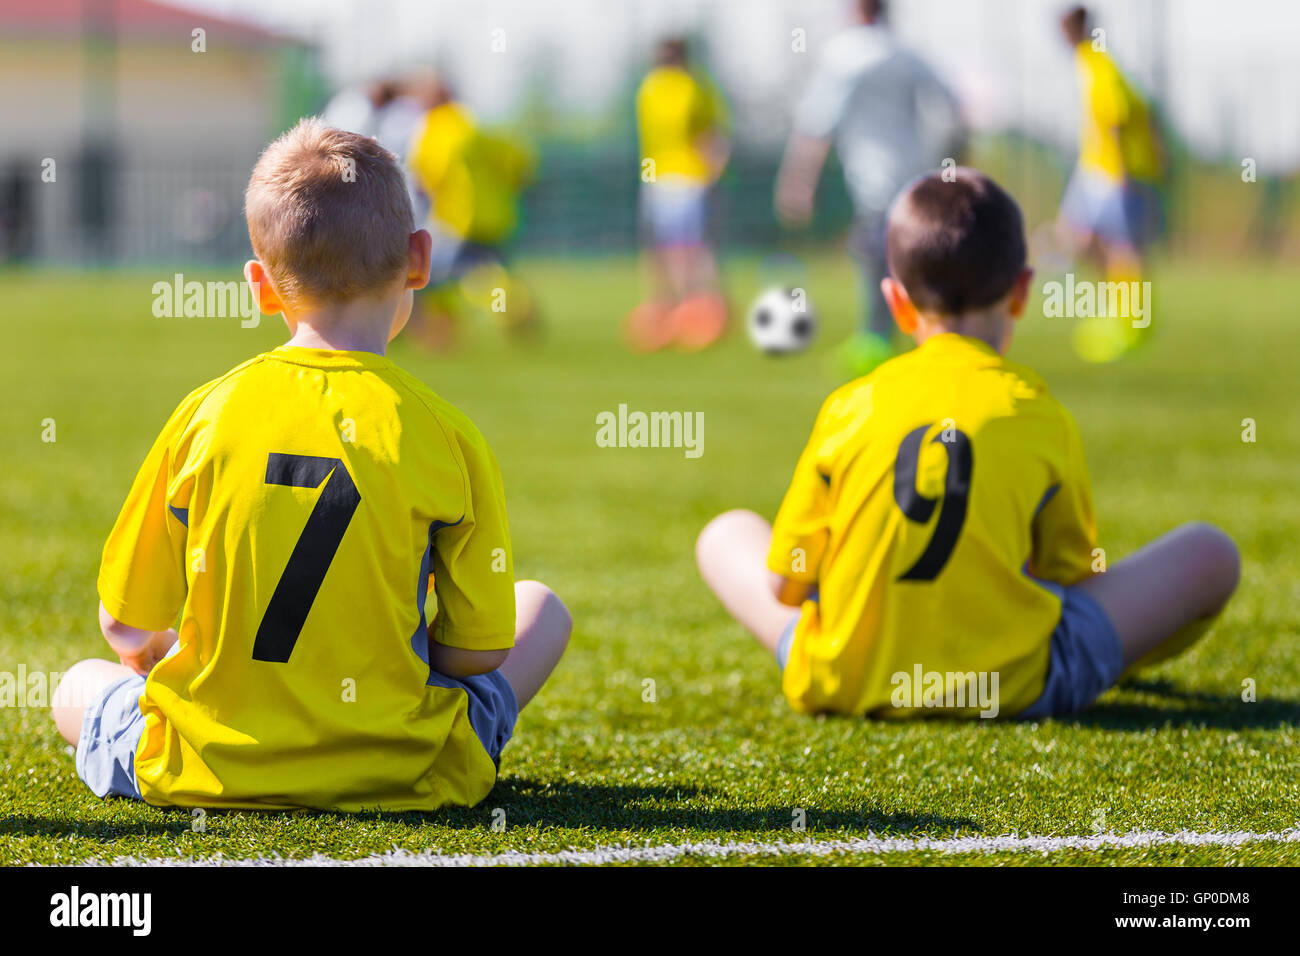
[2,253,1298,866]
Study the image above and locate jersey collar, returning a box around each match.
[267,346,393,370]
[919,332,1001,359]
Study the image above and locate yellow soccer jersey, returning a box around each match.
[636,66,728,184]
[97,346,516,810]
[768,334,1098,718]
[408,102,533,244]
[1075,43,1161,183]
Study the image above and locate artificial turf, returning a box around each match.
[1,253,1297,865]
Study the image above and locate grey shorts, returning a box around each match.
[1017,586,1124,719]
[1060,166,1164,248]
[76,652,519,800]
[641,180,710,246]
[775,586,1123,719]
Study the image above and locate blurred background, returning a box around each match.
[1,0,1297,266]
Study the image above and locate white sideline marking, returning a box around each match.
[89,828,1300,867]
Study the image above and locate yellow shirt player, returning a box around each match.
[636,51,728,187]
[1073,41,1161,187]
[408,96,533,248]
[696,169,1239,721]
[1057,5,1165,362]
[628,37,731,352]
[1059,4,1163,221]
[405,82,537,338]
[51,118,571,811]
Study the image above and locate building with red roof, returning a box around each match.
[0,0,323,262]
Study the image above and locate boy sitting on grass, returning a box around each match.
[697,169,1238,719]
[52,118,571,809]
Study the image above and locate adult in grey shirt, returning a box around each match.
[776,0,965,375]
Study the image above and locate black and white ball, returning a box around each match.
[747,286,817,354]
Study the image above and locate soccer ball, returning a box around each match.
[746,286,817,354]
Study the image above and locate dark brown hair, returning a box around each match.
[886,168,1027,316]
[1061,6,1089,44]
[858,0,885,22]
[656,37,688,67]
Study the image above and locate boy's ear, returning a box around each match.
[244,260,285,316]
[407,229,433,292]
[1008,267,1034,319]
[881,276,918,335]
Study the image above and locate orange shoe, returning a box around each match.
[670,293,728,352]
[625,299,676,352]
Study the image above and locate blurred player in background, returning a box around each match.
[323,77,429,221]
[626,36,731,352]
[776,0,965,379]
[321,79,391,141]
[1057,4,1166,363]
[322,78,426,160]
[407,75,537,347]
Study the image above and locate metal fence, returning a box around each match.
[0,143,857,266]
[1,134,1294,267]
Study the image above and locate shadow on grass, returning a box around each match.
[1,781,979,844]
[1061,678,1300,730]
[425,779,981,835]
[0,816,187,840]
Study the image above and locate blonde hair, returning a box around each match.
[245,117,414,305]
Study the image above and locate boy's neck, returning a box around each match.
[286,323,389,355]
[283,300,397,355]
[913,309,1010,355]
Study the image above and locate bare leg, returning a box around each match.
[670,247,728,351]
[1054,213,1104,272]
[51,658,135,747]
[696,509,800,655]
[658,245,694,302]
[625,248,678,352]
[1076,522,1240,670]
[499,580,571,710]
[1102,238,1143,284]
[664,242,729,299]
[686,243,723,298]
[645,245,677,304]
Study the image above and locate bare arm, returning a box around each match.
[774,134,832,227]
[697,129,732,183]
[769,571,813,607]
[99,602,177,676]
[428,635,509,678]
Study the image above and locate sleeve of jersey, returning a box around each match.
[429,432,517,652]
[1029,409,1098,586]
[767,402,834,582]
[96,397,197,632]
